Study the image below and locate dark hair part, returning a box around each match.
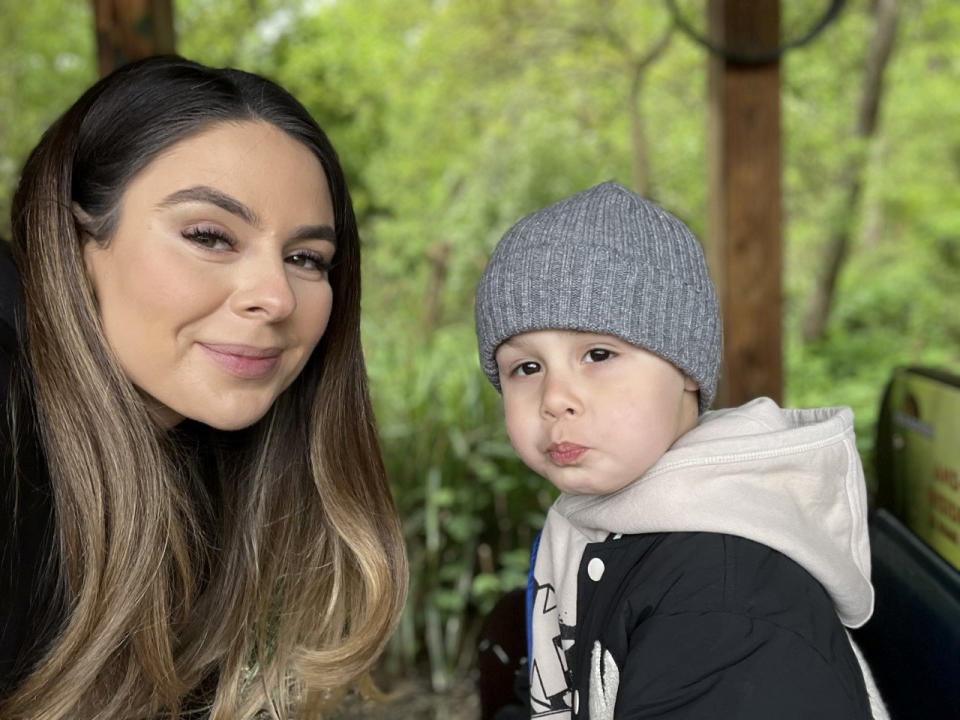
[4,56,406,720]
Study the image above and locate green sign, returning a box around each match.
[879,368,960,570]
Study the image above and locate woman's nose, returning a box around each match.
[229,259,297,321]
[540,370,582,419]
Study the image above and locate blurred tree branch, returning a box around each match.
[568,11,675,195]
[802,0,899,343]
[627,25,674,196]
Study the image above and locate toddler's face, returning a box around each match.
[496,330,699,495]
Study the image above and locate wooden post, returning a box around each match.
[706,0,783,407]
[93,0,175,77]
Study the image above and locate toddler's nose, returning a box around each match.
[540,371,582,419]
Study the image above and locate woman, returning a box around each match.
[0,56,407,719]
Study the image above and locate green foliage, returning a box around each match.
[783,0,960,487]
[365,319,549,687]
[0,0,95,238]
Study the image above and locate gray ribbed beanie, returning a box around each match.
[475,182,721,413]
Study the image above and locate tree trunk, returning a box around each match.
[801,0,899,343]
[422,241,450,333]
[93,0,175,77]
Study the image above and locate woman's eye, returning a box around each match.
[286,251,332,275]
[182,227,233,250]
[514,361,542,377]
[584,348,613,363]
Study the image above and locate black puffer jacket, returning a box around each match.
[558,530,873,719]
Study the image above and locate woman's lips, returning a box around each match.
[199,343,282,380]
[548,442,588,466]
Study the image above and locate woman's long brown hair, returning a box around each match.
[1,56,407,719]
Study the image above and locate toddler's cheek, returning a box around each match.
[503,407,529,448]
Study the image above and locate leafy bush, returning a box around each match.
[365,317,551,689]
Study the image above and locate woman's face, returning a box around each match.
[83,121,336,430]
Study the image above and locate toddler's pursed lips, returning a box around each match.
[548,441,585,452]
[547,442,588,465]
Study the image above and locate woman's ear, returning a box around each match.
[684,375,700,392]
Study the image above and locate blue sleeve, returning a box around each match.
[525,531,541,665]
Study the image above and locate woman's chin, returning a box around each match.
[156,399,275,432]
[199,409,272,431]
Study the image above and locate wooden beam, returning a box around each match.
[93,0,175,77]
[706,0,783,407]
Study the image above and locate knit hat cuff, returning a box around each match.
[476,243,721,412]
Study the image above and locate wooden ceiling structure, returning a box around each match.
[91,0,787,409]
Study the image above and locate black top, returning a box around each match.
[565,530,873,719]
[0,241,61,698]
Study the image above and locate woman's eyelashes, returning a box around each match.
[286,250,332,275]
[182,225,234,250]
[182,226,332,276]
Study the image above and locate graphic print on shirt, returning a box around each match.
[530,578,577,717]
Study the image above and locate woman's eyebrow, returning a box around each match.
[290,224,336,245]
[156,185,336,245]
[157,185,260,226]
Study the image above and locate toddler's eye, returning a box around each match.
[584,348,613,363]
[514,361,542,377]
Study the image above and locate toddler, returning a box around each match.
[474,182,887,719]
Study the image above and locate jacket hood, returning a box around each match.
[552,397,874,627]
